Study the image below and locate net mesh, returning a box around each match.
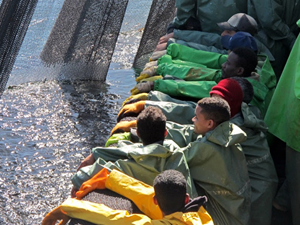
[0,0,39,98]
[40,0,129,81]
[68,189,142,225]
[133,0,176,70]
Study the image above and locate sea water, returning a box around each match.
[0,0,152,223]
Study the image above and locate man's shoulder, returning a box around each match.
[205,121,247,147]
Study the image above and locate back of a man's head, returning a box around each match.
[137,106,166,145]
[153,170,187,216]
[230,77,254,104]
[197,97,231,125]
[232,47,258,77]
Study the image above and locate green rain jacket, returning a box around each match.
[178,121,250,225]
[173,0,247,33]
[264,20,300,152]
[231,103,278,225]
[71,139,198,199]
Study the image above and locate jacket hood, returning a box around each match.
[205,121,247,147]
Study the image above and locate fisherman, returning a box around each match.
[42,169,213,225]
[71,106,197,198]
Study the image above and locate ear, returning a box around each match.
[164,129,168,137]
[153,195,158,205]
[207,119,216,129]
[185,193,190,204]
[236,67,244,76]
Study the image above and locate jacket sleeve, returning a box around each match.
[105,169,163,219]
[173,30,223,49]
[172,0,196,28]
[153,79,216,100]
[71,158,118,189]
[61,198,155,225]
[167,43,227,69]
[166,121,199,147]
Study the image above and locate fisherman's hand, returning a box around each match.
[42,206,70,225]
[122,93,148,106]
[110,120,137,136]
[138,75,162,83]
[136,66,158,82]
[130,81,154,95]
[71,186,78,198]
[158,32,174,44]
[149,50,167,61]
[117,101,145,122]
[77,153,95,171]
[155,43,167,52]
[144,60,158,70]
[76,168,109,199]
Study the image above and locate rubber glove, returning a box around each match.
[144,61,158,70]
[110,120,137,136]
[137,75,162,83]
[41,206,70,225]
[135,66,158,82]
[130,81,153,95]
[76,168,109,199]
[149,50,167,61]
[117,101,145,122]
[122,93,148,106]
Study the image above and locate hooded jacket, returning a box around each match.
[178,121,250,225]
[231,103,278,225]
[71,140,198,199]
[145,94,277,224]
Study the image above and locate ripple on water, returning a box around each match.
[0,79,135,224]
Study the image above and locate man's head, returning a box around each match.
[192,97,230,135]
[209,78,243,117]
[230,77,254,104]
[221,47,258,78]
[137,106,167,145]
[218,13,258,36]
[153,170,189,216]
[221,31,258,53]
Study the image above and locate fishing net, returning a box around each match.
[0,0,38,98]
[40,0,129,81]
[133,0,176,70]
[0,0,176,98]
[68,189,143,225]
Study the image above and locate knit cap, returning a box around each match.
[209,78,243,117]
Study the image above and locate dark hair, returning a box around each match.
[197,97,230,125]
[137,106,166,145]
[153,170,187,215]
[230,77,254,104]
[232,47,257,77]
